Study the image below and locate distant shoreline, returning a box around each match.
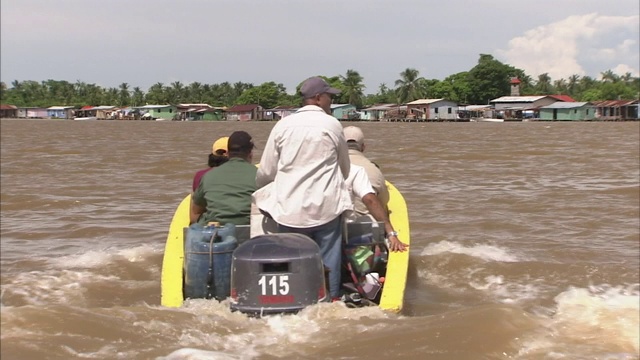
[1,117,638,123]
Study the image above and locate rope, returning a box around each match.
[206,228,218,299]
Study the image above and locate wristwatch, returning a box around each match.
[386,231,399,239]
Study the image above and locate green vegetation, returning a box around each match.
[1,54,638,108]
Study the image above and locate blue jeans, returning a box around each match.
[278,216,343,298]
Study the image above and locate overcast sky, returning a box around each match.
[1,0,638,94]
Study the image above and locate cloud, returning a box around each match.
[497,13,640,80]
[612,64,639,78]
[2,1,638,92]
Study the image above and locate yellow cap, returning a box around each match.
[212,137,229,155]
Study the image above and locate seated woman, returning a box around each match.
[192,136,229,191]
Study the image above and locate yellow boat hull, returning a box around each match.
[160,181,411,312]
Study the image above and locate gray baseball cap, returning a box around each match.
[300,77,341,99]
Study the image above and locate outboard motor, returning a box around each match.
[230,233,327,316]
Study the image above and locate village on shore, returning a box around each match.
[1,79,638,122]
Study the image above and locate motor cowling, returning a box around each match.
[230,233,327,316]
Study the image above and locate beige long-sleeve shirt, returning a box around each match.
[348,149,390,213]
[254,105,352,228]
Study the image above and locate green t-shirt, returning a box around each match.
[192,158,257,226]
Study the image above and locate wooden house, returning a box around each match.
[539,102,596,121]
[0,104,18,118]
[360,104,395,121]
[136,105,178,120]
[457,105,494,120]
[176,104,222,121]
[330,104,357,120]
[18,107,48,118]
[47,106,75,119]
[198,108,225,121]
[95,106,117,119]
[259,106,298,121]
[225,104,262,121]
[490,95,562,120]
[592,100,639,121]
[406,98,459,121]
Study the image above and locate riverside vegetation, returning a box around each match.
[1,54,638,109]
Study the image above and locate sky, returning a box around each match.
[1,0,638,94]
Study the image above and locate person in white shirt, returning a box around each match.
[346,164,408,252]
[253,76,351,300]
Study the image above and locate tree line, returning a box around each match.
[1,54,638,109]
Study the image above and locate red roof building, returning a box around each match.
[0,104,18,118]
[549,95,576,102]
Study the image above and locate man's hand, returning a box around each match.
[387,234,408,252]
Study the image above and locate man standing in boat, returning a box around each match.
[254,76,352,301]
[190,131,257,226]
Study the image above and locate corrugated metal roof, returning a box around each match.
[362,104,396,111]
[47,106,74,110]
[490,96,548,103]
[592,100,639,107]
[330,104,353,109]
[541,102,591,109]
[549,95,576,102]
[406,98,445,105]
[178,103,211,107]
[138,104,173,109]
[0,104,18,110]
[459,105,492,110]
[226,104,260,112]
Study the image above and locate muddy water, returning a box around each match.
[1,119,638,359]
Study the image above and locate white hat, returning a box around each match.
[343,126,364,147]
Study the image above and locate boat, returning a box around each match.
[160,180,410,314]
[73,116,97,121]
[473,117,504,122]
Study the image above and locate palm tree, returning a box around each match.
[0,81,7,103]
[578,76,596,92]
[394,68,425,103]
[131,87,144,106]
[187,82,203,103]
[103,87,119,105]
[567,74,580,96]
[340,69,365,107]
[146,82,166,104]
[600,70,619,83]
[118,82,131,106]
[620,72,633,84]
[553,79,567,94]
[168,81,184,104]
[535,73,553,94]
[84,83,104,106]
[378,83,389,95]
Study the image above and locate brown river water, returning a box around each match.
[1,119,639,360]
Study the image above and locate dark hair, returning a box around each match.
[208,153,229,168]
[228,131,255,158]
